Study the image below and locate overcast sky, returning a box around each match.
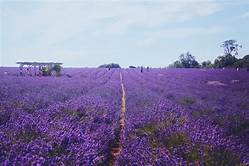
[0,0,249,67]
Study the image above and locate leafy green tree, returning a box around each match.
[243,55,249,69]
[41,66,49,76]
[214,54,238,68]
[201,60,212,68]
[221,40,242,56]
[173,60,183,68]
[168,52,199,68]
[213,40,242,68]
[233,55,249,69]
[52,64,62,73]
[98,63,121,68]
[179,52,200,68]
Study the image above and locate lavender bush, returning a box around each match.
[0,67,248,165]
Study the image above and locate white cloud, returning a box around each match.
[2,0,223,66]
[2,0,221,39]
[3,0,219,54]
[92,0,220,33]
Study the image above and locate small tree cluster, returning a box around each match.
[169,40,248,70]
[221,40,242,56]
[98,63,121,69]
[41,64,62,76]
[169,52,200,68]
[213,40,246,68]
[201,60,212,68]
[213,54,237,68]
[52,64,62,73]
[234,55,249,68]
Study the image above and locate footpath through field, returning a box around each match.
[109,72,126,166]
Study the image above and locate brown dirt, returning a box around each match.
[207,81,227,86]
[109,72,126,166]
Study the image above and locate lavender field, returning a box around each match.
[0,67,249,165]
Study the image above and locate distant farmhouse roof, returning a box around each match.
[16,62,63,76]
[16,62,63,65]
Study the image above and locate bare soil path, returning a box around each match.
[109,72,126,166]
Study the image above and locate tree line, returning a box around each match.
[169,40,249,69]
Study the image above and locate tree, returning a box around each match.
[98,63,121,68]
[41,66,49,76]
[233,55,249,69]
[213,54,238,68]
[221,40,242,56]
[243,55,249,69]
[52,64,62,73]
[213,40,242,68]
[201,60,212,68]
[179,52,199,68]
[173,60,183,68]
[168,52,199,68]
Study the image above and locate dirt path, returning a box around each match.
[109,72,126,166]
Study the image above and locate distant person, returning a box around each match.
[19,66,23,76]
[27,67,32,76]
[140,67,143,73]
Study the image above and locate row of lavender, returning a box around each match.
[117,69,249,165]
[0,68,121,165]
[1,67,248,165]
[128,68,249,146]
